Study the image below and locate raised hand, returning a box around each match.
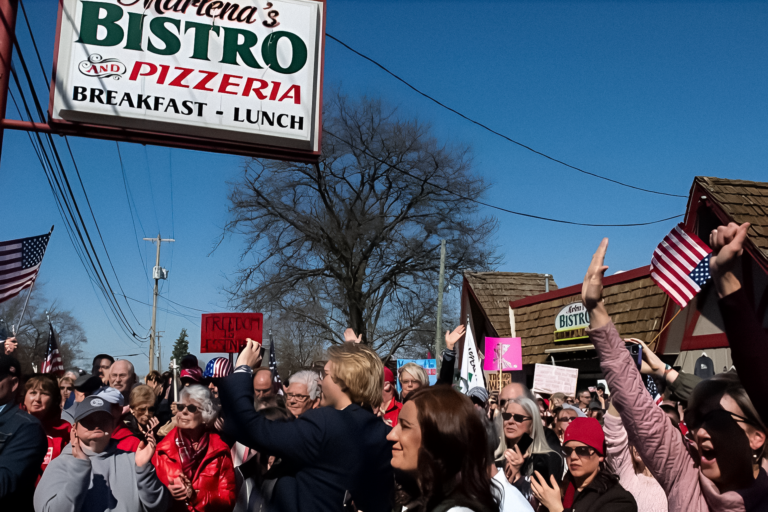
[343,328,362,344]
[3,337,17,355]
[582,238,609,310]
[146,416,159,434]
[236,338,263,368]
[70,429,88,461]
[444,325,466,351]
[135,429,157,468]
[531,471,565,512]
[710,222,749,297]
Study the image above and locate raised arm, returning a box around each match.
[437,325,464,385]
[604,404,636,486]
[583,239,698,497]
[709,222,768,425]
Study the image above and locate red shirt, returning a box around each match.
[112,423,142,452]
[383,397,402,427]
[39,419,71,483]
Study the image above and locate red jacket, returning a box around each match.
[112,423,142,452]
[38,419,71,484]
[153,428,236,512]
[383,397,402,427]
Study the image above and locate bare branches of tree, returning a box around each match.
[225,91,499,358]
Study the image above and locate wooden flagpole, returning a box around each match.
[649,307,683,351]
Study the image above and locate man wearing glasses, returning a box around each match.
[284,370,320,417]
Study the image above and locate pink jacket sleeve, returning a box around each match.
[589,322,701,505]
[604,413,636,489]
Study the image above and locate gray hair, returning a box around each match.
[288,370,320,400]
[180,384,219,426]
[398,363,429,386]
[495,396,555,462]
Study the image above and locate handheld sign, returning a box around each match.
[201,313,263,353]
[483,337,523,372]
[531,363,579,397]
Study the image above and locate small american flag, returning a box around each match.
[268,336,283,395]
[0,231,51,303]
[42,322,64,376]
[650,224,712,308]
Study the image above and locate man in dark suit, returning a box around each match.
[218,338,394,512]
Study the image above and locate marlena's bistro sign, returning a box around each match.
[50,0,325,160]
[554,303,590,343]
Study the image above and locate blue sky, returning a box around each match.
[2,0,767,375]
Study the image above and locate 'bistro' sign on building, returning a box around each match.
[554,302,590,343]
[50,0,325,160]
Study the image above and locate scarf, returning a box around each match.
[562,481,576,509]
[175,429,209,479]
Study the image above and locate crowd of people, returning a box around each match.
[0,222,766,511]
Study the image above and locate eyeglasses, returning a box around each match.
[501,412,531,423]
[286,393,310,402]
[176,403,198,413]
[562,446,596,458]
[134,406,156,413]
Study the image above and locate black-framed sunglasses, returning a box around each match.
[501,412,531,423]
[685,407,757,432]
[176,403,198,413]
[562,446,596,458]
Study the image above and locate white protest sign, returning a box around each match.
[531,363,579,396]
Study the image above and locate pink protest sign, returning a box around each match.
[483,337,523,371]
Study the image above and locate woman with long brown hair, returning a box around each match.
[21,374,70,479]
[387,385,500,512]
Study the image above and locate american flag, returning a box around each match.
[0,231,52,303]
[41,321,64,376]
[268,333,283,395]
[650,224,712,308]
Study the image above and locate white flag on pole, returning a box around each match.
[460,322,486,392]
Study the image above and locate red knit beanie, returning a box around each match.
[383,367,395,384]
[563,417,605,455]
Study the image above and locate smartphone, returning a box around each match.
[516,433,534,454]
[532,456,553,483]
[625,343,643,370]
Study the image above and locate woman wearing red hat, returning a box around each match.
[531,417,637,512]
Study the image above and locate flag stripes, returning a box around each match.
[650,224,712,308]
[0,233,51,303]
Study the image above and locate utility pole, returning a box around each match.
[434,240,447,368]
[155,331,164,372]
[143,234,174,372]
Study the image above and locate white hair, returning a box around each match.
[495,396,555,462]
[288,370,321,400]
[180,384,219,426]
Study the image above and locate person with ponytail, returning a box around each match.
[531,417,637,512]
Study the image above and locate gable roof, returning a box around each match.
[695,177,768,262]
[509,267,667,364]
[464,272,557,337]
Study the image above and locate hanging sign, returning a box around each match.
[201,313,263,353]
[50,0,325,161]
[554,302,590,343]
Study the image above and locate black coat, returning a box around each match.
[0,401,48,512]
[565,472,637,512]
[218,372,394,512]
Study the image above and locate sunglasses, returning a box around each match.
[135,406,157,413]
[501,412,531,423]
[685,407,756,432]
[562,446,597,458]
[557,416,577,424]
[176,403,198,413]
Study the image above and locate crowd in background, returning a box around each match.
[0,222,766,512]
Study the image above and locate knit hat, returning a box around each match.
[467,387,489,405]
[383,367,395,384]
[563,417,605,455]
[204,358,233,379]
[180,367,203,383]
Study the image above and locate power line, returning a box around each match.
[158,294,211,313]
[323,130,684,227]
[326,33,687,199]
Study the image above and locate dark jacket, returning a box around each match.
[0,401,48,512]
[218,372,394,512]
[564,471,637,512]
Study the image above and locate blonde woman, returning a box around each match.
[219,338,393,512]
[398,362,429,401]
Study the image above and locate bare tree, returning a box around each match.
[271,311,328,377]
[0,285,88,372]
[225,92,499,359]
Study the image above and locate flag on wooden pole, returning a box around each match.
[650,224,712,308]
[41,322,65,376]
[460,319,486,392]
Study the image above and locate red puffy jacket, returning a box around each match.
[153,428,236,512]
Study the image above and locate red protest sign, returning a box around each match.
[201,313,263,353]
